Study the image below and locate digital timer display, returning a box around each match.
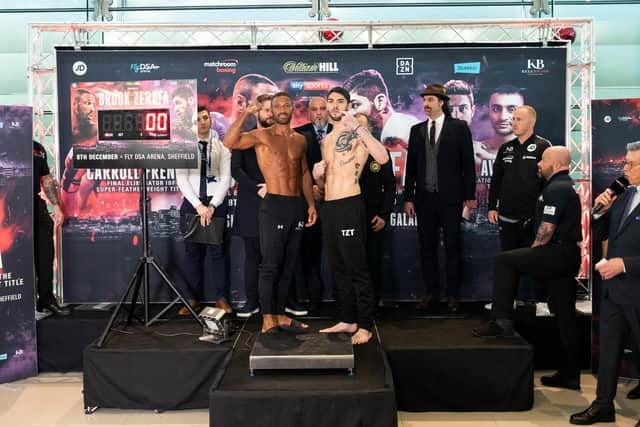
[98,108,171,140]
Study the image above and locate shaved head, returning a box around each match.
[538,146,571,180]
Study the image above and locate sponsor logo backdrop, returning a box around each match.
[56,46,566,302]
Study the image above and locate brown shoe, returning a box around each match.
[416,294,437,310]
[216,298,233,314]
[178,300,200,316]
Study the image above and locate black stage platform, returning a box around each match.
[379,318,534,412]
[37,308,110,372]
[210,319,397,427]
[83,319,231,411]
[38,302,590,418]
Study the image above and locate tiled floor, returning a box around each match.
[1,371,639,426]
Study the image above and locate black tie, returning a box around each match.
[316,128,324,141]
[429,120,436,146]
[619,187,638,231]
[198,140,208,201]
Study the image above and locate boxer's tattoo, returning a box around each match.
[335,130,358,153]
[339,155,355,166]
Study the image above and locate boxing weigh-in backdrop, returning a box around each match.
[56,45,566,303]
[591,98,640,375]
[0,106,36,383]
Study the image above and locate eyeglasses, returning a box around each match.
[623,160,640,169]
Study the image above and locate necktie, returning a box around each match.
[619,186,638,230]
[198,140,208,200]
[316,128,324,141]
[429,120,436,146]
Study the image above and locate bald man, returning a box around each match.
[474,146,583,390]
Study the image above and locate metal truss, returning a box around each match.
[28,18,594,292]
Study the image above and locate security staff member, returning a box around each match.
[33,141,70,316]
[488,105,551,250]
[474,146,582,391]
[355,113,396,307]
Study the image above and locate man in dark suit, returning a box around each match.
[404,83,476,313]
[294,97,333,311]
[355,113,396,308]
[570,141,640,425]
[232,94,272,318]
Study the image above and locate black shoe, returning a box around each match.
[235,303,260,319]
[308,299,323,312]
[627,383,640,399]
[285,300,308,316]
[42,302,71,316]
[447,297,460,313]
[472,320,515,338]
[570,404,615,425]
[540,372,580,390]
[416,293,438,310]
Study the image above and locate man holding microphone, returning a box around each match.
[570,141,640,425]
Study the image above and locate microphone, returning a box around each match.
[592,176,629,217]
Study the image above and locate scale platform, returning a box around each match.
[249,331,354,375]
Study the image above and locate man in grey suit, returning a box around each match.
[570,141,640,425]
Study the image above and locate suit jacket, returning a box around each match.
[404,116,476,206]
[599,187,640,305]
[294,122,333,184]
[359,151,396,222]
[231,147,264,238]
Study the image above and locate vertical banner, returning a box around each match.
[591,98,640,375]
[57,46,566,302]
[0,106,36,383]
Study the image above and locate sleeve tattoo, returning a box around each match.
[41,175,61,206]
[532,221,556,247]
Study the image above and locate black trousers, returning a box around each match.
[498,218,534,251]
[322,195,374,331]
[34,200,55,306]
[417,191,463,298]
[492,242,581,379]
[300,219,325,303]
[498,218,543,301]
[242,236,260,307]
[258,194,304,315]
[180,198,228,301]
[595,296,640,408]
[366,221,386,303]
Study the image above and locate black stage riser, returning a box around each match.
[83,322,231,411]
[379,319,534,412]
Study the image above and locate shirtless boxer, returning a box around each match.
[223,91,317,334]
[312,87,389,345]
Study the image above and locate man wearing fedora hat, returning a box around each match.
[404,83,477,313]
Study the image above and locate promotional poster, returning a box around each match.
[56,46,567,302]
[0,106,36,383]
[591,97,640,374]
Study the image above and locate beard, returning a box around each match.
[258,118,274,128]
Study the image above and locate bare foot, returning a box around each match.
[351,328,373,345]
[261,314,279,333]
[320,322,358,334]
[277,315,309,330]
